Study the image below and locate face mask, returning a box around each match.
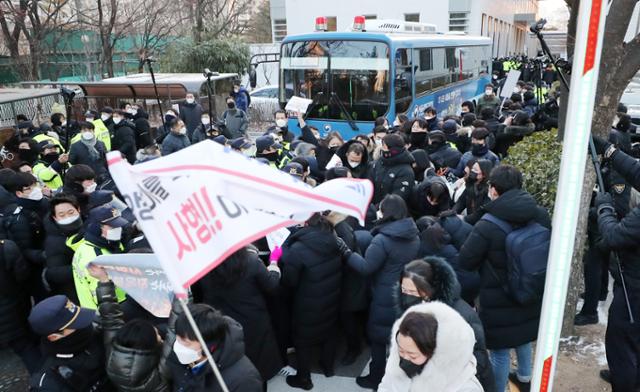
[401,293,424,310]
[233,87,240,93]
[101,114,110,121]
[57,214,80,226]
[19,148,38,163]
[276,119,287,128]
[26,186,43,201]
[375,138,383,147]
[61,121,67,127]
[425,115,435,121]
[393,120,400,127]
[348,160,360,168]
[186,98,195,104]
[227,102,236,109]
[410,133,428,147]
[84,182,97,194]
[178,127,187,135]
[113,117,122,125]
[399,357,426,379]
[173,340,202,365]
[376,210,383,220]
[105,226,123,241]
[201,117,210,125]
[43,153,59,164]
[86,117,95,122]
[382,150,392,159]
[467,171,479,183]
[127,108,137,115]
[471,143,488,156]
[485,89,493,96]
[82,131,94,141]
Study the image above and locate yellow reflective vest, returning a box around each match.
[32,162,63,190]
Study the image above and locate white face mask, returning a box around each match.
[374,138,383,146]
[82,131,94,141]
[26,186,43,201]
[275,119,287,128]
[84,182,97,194]
[61,120,67,127]
[201,117,210,125]
[113,117,122,125]
[485,89,493,96]
[393,120,400,127]
[425,115,434,120]
[173,340,201,365]
[186,98,195,104]
[127,108,136,115]
[376,210,383,220]
[348,160,360,168]
[101,114,110,121]
[233,87,240,93]
[178,127,187,135]
[105,226,123,241]
[57,214,80,226]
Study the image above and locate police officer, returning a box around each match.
[71,206,127,310]
[593,136,640,392]
[28,295,112,391]
[33,142,68,192]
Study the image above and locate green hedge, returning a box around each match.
[161,38,250,75]
[504,129,562,215]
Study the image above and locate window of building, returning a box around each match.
[363,15,377,20]
[326,16,337,31]
[449,12,469,32]
[273,19,287,42]
[404,13,420,22]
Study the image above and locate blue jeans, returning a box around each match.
[490,343,532,392]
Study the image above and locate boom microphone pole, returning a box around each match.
[145,56,164,143]
[531,18,634,323]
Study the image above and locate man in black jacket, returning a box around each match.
[131,103,152,149]
[369,133,415,205]
[459,165,550,392]
[28,295,111,391]
[593,136,640,392]
[111,110,137,164]
[427,130,462,170]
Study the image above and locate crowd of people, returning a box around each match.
[1,65,639,392]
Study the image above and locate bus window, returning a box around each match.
[281,40,390,121]
[395,48,412,114]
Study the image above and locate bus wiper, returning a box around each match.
[303,92,324,120]
[330,92,359,131]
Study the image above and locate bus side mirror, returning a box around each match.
[249,66,257,89]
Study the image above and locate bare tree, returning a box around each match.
[187,0,254,43]
[244,0,272,44]
[561,0,640,336]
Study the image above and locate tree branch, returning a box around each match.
[619,32,640,85]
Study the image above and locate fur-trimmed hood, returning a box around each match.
[378,302,482,392]
[393,256,462,317]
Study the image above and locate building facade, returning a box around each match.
[270,0,539,57]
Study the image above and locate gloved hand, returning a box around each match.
[269,246,283,265]
[591,136,611,156]
[336,236,352,259]
[594,192,615,215]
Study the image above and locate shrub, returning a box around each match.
[161,38,250,75]
[504,129,562,215]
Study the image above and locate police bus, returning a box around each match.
[276,16,492,138]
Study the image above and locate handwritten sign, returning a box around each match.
[92,254,172,318]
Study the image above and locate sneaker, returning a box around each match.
[508,372,531,392]
[574,312,598,326]
[600,369,611,384]
[286,375,313,390]
[356,374,380,390]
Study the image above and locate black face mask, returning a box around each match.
[43,153,59,165]
[329,146,339,153]
[471,143,488,156]
[164,114,176,123]
[42,325,95,355]
[410,132,428,148]
[467,171,479,183]
[19,148,39,164]
[400,293,424,310]
[399,357,427,378]
[427,141,443,153]
[227,102,236,109]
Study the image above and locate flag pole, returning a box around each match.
[178,297,230,392]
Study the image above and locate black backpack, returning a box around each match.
[481,213,550,305]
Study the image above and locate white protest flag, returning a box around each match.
[107,140,373,295]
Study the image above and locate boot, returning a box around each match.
[286,375,313,390]
[574,312,598,326]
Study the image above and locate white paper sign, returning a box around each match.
[266,227,290,251]
[500,70,522,98]
[285,96,314,114]
[107,141,373,295]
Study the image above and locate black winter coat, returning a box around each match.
[409,174,452,218]
[281,226,342,343]
[333,216,368,312]
[369,150,415,204]
[166,316,262,392]
[428,143,462,169]
[4,198,47,266]
[69,140,109,182]
[334,140,370,179]
[112,121,137,164]
[161,133,191,156]
[0,239,31,344]
[438,212,473,250]
[347,218,420,343]
[459,189,550,349]
[133,109,152,149]
[393,256,495,392]
[454,181,492,225]
[43,216,82,302]
[179,102,204,136]
[196,251,283,381]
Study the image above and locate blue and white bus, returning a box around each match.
[278,17,493,139]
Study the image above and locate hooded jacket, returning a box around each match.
[393,257,495,392]
[370,149,415,204]
[428,141,462,170]
[459,189,550,349]
[378,302,483,392]
[281,225,342,343]
[347,218,420,343]
[112,120,137,164]
[332,140,371,179]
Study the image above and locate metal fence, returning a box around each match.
[0,93,61,128]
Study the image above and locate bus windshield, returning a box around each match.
[280,40,390,122]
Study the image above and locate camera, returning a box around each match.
[530,19,547,34]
